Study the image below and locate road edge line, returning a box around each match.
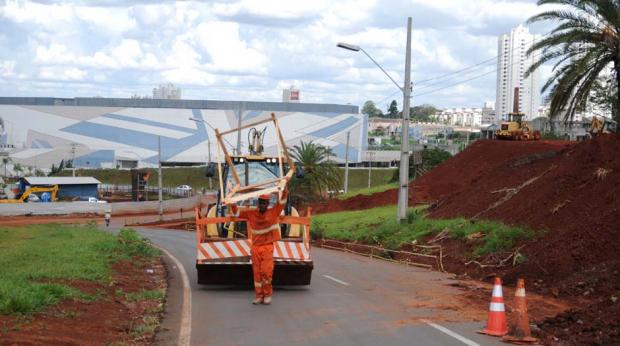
[420,319,481,346]
[157,245,192,346]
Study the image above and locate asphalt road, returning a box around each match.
[135,227,504,346]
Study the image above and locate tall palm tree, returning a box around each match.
[527,0,620,123]
[1,156,10,178]
[289,141,342,199]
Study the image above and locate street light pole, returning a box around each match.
[207,140,212,190]
[367,151,373,189]
[397,17,412,222]
[158,136,163,221]
[343,131,350,194]
[337,17,413,222]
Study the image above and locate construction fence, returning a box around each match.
[98,184,194,198]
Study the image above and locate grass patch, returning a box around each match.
[122,289,165,302]
[130,316,159,338]
[337,182,398,199]
[312,206,535,256]
[0,225,159,315]
[117,229,161,259]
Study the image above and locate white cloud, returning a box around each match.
[193,21,267,74]
[0,60,16,77]
[35,43,74,64]
[0,0,559,108]
[39,66,87,81]
[1,0,74,26]
[74,6,136,35]
[110,39,143,67]
[212,0,331,20]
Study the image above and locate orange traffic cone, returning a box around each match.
[478,277,508,336]
[503,279,538,344]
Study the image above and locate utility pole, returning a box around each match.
[367,151,373,188]
[207,139,213,190]
[236,102,244,155]
[158,136,163,221]
[397,17,412,222]
[344,131,350,194]
[70,143,77,177]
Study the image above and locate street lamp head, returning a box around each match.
[337,42,361,52]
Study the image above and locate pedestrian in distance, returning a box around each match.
[104,209,111,228]
[227,186,289,305]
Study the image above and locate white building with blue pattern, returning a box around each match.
[0,98,364,171]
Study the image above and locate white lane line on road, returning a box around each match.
[323,274,350,286]
[157,246,192,346]
[420,319,481,346]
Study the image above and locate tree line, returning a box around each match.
[362,99,440,122]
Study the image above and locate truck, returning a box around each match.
[194,113,313,286]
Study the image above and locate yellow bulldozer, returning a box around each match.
[0,184,59,203]
[587,116,617,138]
[495,87,541,141]
[194,113,312,285]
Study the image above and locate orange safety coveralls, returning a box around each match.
[229,190,287,298]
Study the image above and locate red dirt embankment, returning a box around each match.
[426,135,620,345]
[311,139,572,214]
[428,135,620,286]
[322,136,619,344]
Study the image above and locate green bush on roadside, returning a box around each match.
[117,228,161,258]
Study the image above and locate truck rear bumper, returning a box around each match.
[196,260,313,286]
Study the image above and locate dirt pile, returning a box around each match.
[314,136,619,344]
[311,139,571,214]
[428,135,620,284]
[426,135,620,345]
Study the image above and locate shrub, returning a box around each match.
[117,229,160,258]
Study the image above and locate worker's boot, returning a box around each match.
[252,297,263,305]
[262,296,271,305]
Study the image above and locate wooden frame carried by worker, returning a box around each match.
[215,113,295,204]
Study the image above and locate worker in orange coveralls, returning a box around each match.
[228,187,288,305]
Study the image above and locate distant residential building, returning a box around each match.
[481,101,496,125]
[536,103,611,123]
[153,83,182,100]
[438,107,483,127]
[282,86,300,103]
[496,25,541,122]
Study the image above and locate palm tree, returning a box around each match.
[289,141,342,199]
[527,0,620,123]
[1,156,11,178]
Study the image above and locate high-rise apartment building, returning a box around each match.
[496,25,541,122]
[153,83,182,100]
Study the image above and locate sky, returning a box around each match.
[0,0,556,111]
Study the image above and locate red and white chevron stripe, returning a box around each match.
[197,239,251,260]
[197,240,311,262]
[273,241,310,261]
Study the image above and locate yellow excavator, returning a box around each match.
[0,185,59,203]
[587,116,617,138]
[495,87,541,141]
